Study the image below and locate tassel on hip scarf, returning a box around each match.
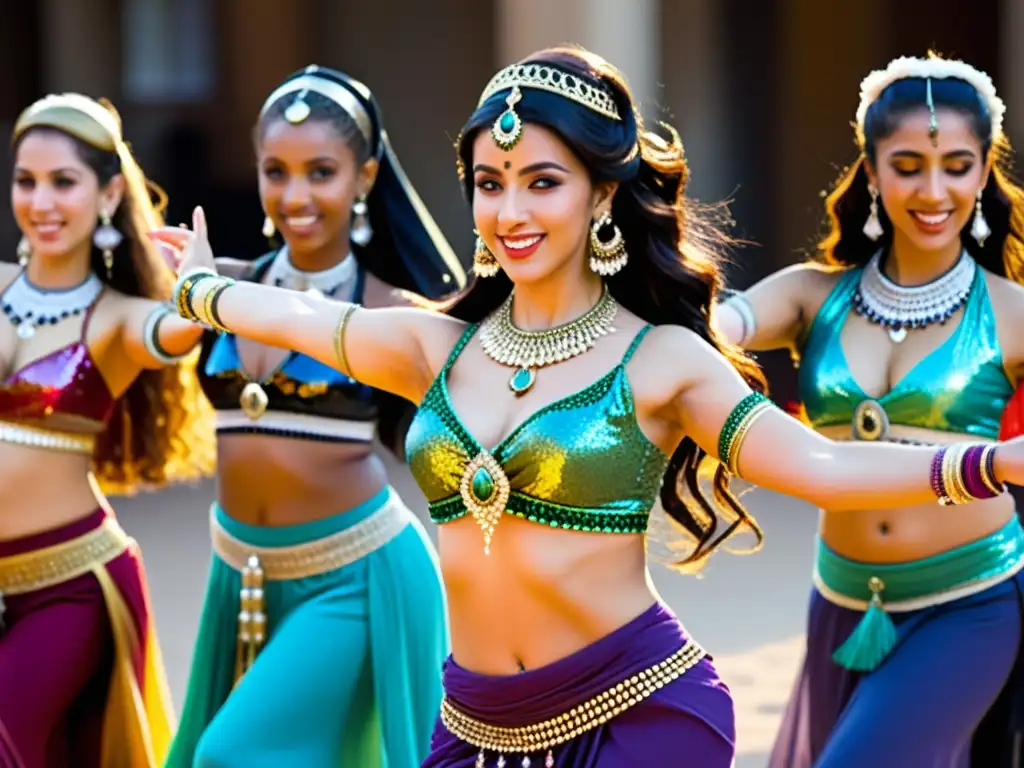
[234,555,267,685]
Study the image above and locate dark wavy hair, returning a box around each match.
[439,46,768,568]
[818,62,1024,282]
[13,115,215,493]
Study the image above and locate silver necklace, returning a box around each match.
[265,247,357,298]
[852,249,976,343]
[1,271,103,340]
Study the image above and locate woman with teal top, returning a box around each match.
[162,66,463,768]
[155,47,1024,768]
[718,55,1024,767]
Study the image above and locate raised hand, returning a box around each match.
[148,206,217,276]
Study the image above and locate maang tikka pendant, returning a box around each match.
[491,86,523,151]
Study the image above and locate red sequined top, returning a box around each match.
[0,303,115,428]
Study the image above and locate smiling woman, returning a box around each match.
[164,65,461,768]
[716,54,1024,767]
[153,47,1024,768]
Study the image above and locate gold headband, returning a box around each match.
[13,93,122,151]
[12,93,166,230]
[478,63,622,121]
[260,67,374,147]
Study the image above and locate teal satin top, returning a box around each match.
[798,266,1013,439]
[405,323,668,534]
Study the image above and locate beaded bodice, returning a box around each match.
[405,323,668,537]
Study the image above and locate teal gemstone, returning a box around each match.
[471,467,495,503]
[499,111,516,133]
[510,367,534,394]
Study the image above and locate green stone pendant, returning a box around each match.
[471,467,495,503]
[509,367,535,396]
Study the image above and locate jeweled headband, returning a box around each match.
[260,65,375,152]
[855,56,1005,147]
[477,62,622,151]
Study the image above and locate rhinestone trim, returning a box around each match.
[441,640,706,754]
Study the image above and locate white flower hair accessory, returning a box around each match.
[855,55,1005,146]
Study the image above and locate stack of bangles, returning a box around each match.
[173,268,235,332]
[718,392,774,476]
[930,443,1005,505]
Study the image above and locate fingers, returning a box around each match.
[192,206,208,240]
[147,227,192,248]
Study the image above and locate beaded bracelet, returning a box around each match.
[930,443,1004,505]
[718,392,773,475]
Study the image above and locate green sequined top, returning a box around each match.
[798,266,1013,439]
[405,323,669,534]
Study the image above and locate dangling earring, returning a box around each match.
[262,215,275,239]
[472,230,500,278]
[16,237,31,267]
[971,188,991,247]
[863,185,884,241]
[93,209,123,279]
[589,212,628,276]
[351,195,372,246]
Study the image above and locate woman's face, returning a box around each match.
[12,130,120,264]
[868,107,988,255]
[258,117,376,256]
[471,122,613,285]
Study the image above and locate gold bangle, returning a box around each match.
[942,444,972,505]
[979,445,1003,496]
[190,276,234,332]
[333,303,358,375]
[726,400,772,476]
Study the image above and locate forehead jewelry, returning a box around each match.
[926,77,938,147]
[491,86,523,152]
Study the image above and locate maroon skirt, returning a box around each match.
[0,507,161,768]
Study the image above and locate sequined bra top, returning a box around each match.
[405,323,668,535]
[798,266,1013,439]
[0,299,114,428]
[197,252,378,443]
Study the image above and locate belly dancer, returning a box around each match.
[165,66,461,767]
[718,55,1024,767]
[156,47,1024,767]
[0,93,213,767]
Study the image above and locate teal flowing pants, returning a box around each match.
[165,488,449,767]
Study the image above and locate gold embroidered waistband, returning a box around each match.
[0,518,130,595]
[210,491,412,581]
[440,640,707,755]
[0,420,96,455]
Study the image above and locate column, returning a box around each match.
[496,0,660,122]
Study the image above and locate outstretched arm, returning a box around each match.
[663,327,1024,510]
[150,207,461,404]
[717,264,836,351]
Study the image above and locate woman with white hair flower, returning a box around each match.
[719,54,1024,767]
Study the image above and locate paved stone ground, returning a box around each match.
[114,457,818,768]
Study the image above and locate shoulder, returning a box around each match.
[982,269,1024,367]
[773,261,846,298]
[362,271,404,309]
